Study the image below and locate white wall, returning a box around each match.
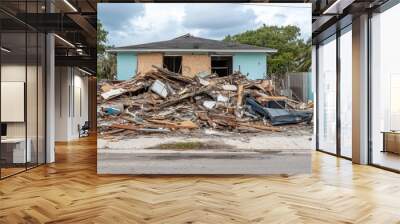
[1,65,41,138]
[54,67,89,141]
[71,72,89,138]
[55,66,69,141]
[1,65,26,140]
[1,63,46,164]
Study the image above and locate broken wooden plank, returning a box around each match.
[111,123,172,132]
[239,123,281,132]
[101,83,147,102]
[101,88,125,100]
[221,84,237,91]
[147,72,181,89]
[147,119,198,129]
[100,83,114,92]
[156,86,214,109]
[237,84,244,108]
[152,65,194,84]
[256,95,288,102]
[111,124,140,131]
[176,120,198,129]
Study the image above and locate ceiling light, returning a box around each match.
[76,48,84,55]
[63,0,78,12]
[78,68,92,76]
[1,47,11,53]
[323,0,355,15]
[54,34,75,48]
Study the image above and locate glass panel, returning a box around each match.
[26,0,39,169]
[38,32,45,165]
[0,1,46,179]
[1,31,27,177]
[340,27,352,158]
[38,0,46,165]
[317,35,337,154]
[371,5,400,171]
[27,31,38,169]
[312,45,317,149]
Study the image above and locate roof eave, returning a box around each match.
[106,48,278,53]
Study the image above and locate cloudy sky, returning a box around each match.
[98,3,311,47]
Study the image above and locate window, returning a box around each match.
[370,4,400,171]
[0,2,46,179]
[163,56,182,74]
[1,31,29,178]
[340,26,352,158]
[317,35,337,154]
[211,56,232,76]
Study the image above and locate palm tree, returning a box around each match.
[296,38,312,72]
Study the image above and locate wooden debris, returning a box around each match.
[101,88,126,100]
[101,83,114,92]
[239,123,281,132]
[147,119,198,129]
[156,86,214,109]
[97,65,312,136]
[111,124,140,131]
[237,84,244,108]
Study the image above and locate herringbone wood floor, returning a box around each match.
[1,136,400,224]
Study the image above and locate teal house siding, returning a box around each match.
[233,53,267,80]
[117,52,137,80]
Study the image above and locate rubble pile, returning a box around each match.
[98,65,313,137]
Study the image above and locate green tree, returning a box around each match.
[224,25,311,76]
[98,54,117,80]
[97,20,108,57]
[97,20,116,80]
[296,38,312,72]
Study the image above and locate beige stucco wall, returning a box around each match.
[137,53,163,74]
[137,53,211,77]
[182,54,211,77]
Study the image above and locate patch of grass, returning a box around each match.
[154,141,204,150]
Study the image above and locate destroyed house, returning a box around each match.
[108,34,277,80]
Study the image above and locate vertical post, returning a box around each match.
[25,2,28,170]
[336,29,341,157]
[46,1,55,163]
[352,14,369,164]
[367,12,373,165]
[0,25,2,179]
[315,45,319,150]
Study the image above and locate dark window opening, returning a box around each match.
[211,56,233,77]
[163,56,182,74]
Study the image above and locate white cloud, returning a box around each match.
[99,3,312,47]
[244,3,312,40]
[106,4,186,46]
[181,4,260,40]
